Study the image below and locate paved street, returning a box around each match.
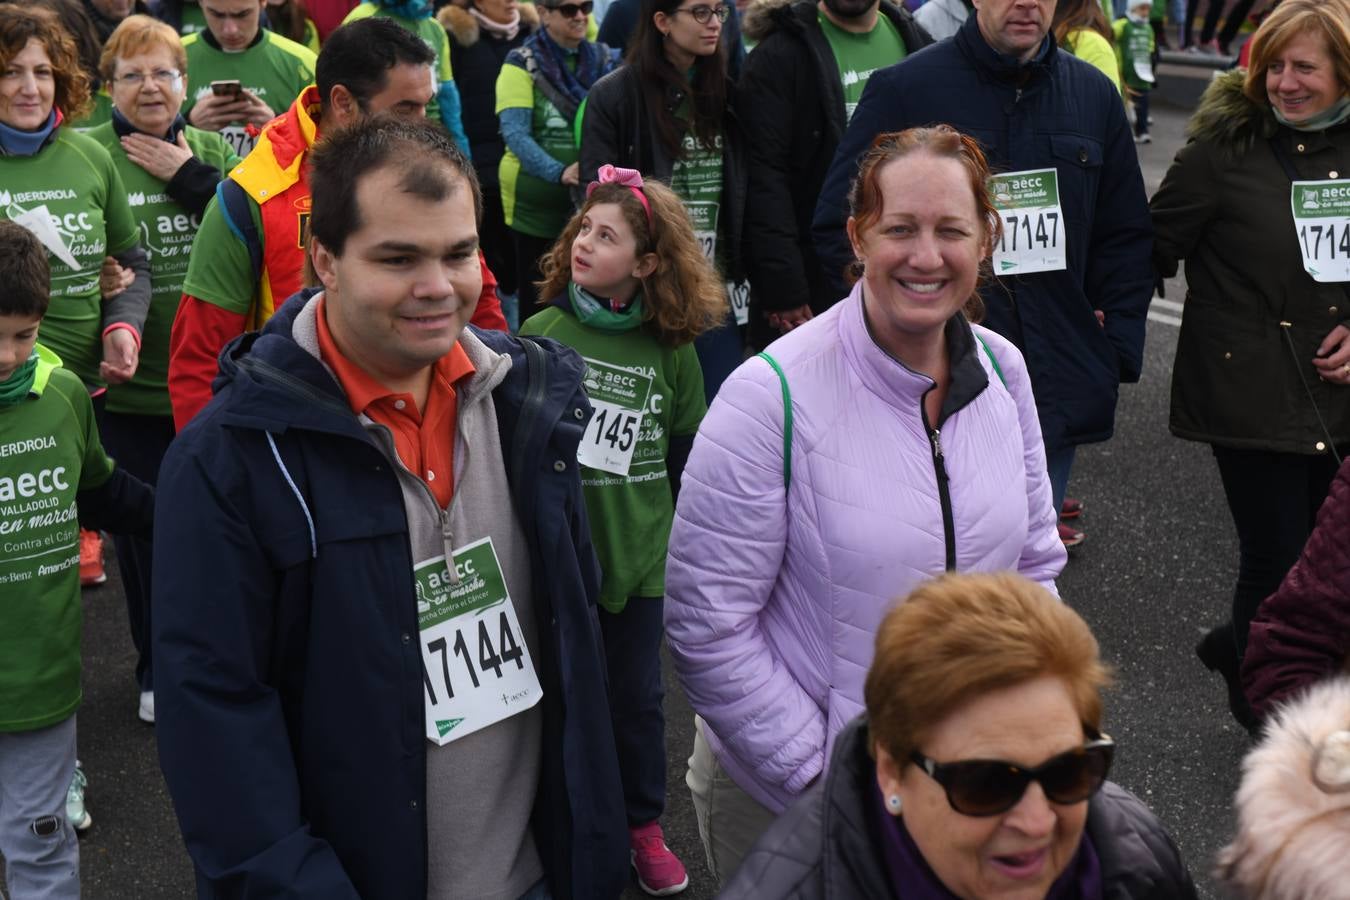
[10,88,1258,900]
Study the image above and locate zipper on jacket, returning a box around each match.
[926,421,957,572]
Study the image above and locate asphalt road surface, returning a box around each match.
[4,90,1255,900]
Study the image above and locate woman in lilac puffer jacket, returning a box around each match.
[664,126,1067,886]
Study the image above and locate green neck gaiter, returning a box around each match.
[1274,95,1350,133]
[568,282,645,332]
[0,350,39,406]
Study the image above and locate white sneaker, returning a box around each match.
[66,763,91,832]
[138,690,155,724]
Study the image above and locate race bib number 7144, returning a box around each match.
[416,537,542,746]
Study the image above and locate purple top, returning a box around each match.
[872,784,1103,900]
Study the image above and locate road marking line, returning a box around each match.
[1149,311,1183,327]
[1151,298,1185,314]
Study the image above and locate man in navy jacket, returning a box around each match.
[812,0,1153,545]
[151,117,626,899]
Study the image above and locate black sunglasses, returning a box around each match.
[671,3,730,23]
[547,0,593,16]
[909,736,1115,817]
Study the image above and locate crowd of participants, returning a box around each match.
[2,0,1350,898]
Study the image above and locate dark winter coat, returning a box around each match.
[812,15,1153,453]
[579,63,748,281]
[1152,69,1350,454]
[441,3,540,190]
[1243,455,1350,720]
[151,290,627,900]
[719,717,1198,900]
[739,0,930,346]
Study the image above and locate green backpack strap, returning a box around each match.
[756,352,792,490]
[976,334,1006,387]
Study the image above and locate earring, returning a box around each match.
[887,794,902,814]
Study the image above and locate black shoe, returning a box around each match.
[1196,625,1260,733]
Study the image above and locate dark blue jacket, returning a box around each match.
[811,17,1153,452]
[152,290,627,900]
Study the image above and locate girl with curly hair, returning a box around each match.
[519,163,723,895]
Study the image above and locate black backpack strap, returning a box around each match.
[511,336,551,525]
[216,178,263,285]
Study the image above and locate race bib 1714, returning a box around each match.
[989,168,1067,275]
[1292,180,1350,283]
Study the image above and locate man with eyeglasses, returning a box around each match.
[812,0,1153,551]
[180,0,318,157]
[169,17,506,430]
[738,0,931,351]
[596,0,747,77]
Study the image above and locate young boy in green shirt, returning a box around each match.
[0,221,153,899]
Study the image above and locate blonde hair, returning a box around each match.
[536,178,726,347]
[865,573,1112,765]
[99,15,188,86]
[1243,0,1350,109]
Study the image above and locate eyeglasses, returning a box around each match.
[909,736,1115,817]
[671,3,729,23]
[113,70,182,88]
[546,1,593,17]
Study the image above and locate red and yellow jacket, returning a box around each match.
[169,87,506,430]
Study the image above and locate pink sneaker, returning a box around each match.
[630,821,689,896]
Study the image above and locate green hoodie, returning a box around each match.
[0,344,115,732]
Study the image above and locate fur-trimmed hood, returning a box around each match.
[1218,675,1350,899]
[741,0,794,42]
[438,1,539,47]
[1186,68,1279,158]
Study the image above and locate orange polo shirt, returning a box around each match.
[314,297,474,509]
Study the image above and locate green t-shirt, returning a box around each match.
[496,60,579,239]
[181,188,262,315]
[670,131,726,274]
[0,130,141,387]
[817,11,905,122]
[519,304,705,612]
[87,123,239,416]
[0,345,115,732]
[343,4,453,123]
[181,29,317,157]
[1114,17,1155,92]
[70,89,113,133]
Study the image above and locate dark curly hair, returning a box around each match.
[0,3,92,122]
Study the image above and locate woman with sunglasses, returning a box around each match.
[496,0,619,313]
[720,572,1198,899]
[579,0,745,402]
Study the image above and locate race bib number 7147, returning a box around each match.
[989,168,1066,275]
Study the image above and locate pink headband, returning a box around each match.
[587,164,652,225]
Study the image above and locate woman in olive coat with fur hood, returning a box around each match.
[1151,0,1350,732]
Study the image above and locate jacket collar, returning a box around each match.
[228,85,321,204]
[838,280,990,424]
[954,12,1057,88]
